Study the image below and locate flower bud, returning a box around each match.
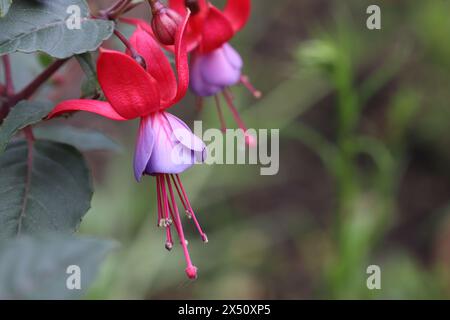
[150,0,182,46]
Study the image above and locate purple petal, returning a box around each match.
[190,55,223,97]
[145,113,206,175]
[223,43,243,70]
[200,44,242,87]
[133,116,155,181]
[165,113,206,152]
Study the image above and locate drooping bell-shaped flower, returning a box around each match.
[48,12,207,279]
[190,43,242,97]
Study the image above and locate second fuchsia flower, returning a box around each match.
[171,0,261,143]
[48,12,207,279]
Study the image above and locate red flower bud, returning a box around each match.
[150,1,182,46]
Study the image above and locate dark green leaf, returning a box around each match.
[0,0,114,58]
[34,126,122,152]
[0,100,54,154]
[0,233,116,299]
[0,140,92,239]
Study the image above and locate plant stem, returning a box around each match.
[113,29,141,62]
[2,55,14,96]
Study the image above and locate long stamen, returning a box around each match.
[173,174,208,243]
[164,175,198,279]
[156,175,163,227]
[240,75,262,99]
[223,89,247,132]
[196,96,204,112]
[169,174,189,216]
[214,95,227,133]
[223,90,256,146]
[166,187,181,236]
[159,174,173,250]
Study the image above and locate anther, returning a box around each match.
[165,241,173,251]
[240,75,262,99]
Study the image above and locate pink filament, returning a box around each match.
[223,89,248,132]
[222,89,256,146]
[164,174,198,279]
[156,175,163,226]
[158,174,173,250]
[214,95,227,133]
[240,75,262,99]
[172,174,208,243]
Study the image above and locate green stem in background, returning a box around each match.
[332,51,360,243]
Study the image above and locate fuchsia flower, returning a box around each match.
[127,0,259,144]
[170,0,260,144]
[48,13,207,279]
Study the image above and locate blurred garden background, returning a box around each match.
[17,0,450,299]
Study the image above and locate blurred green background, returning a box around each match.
[57,0,450,299]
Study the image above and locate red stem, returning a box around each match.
[113,29,138,57]
[2,55,14,95]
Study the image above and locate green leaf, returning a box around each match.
[76,53,101,98]
[0,140,92,239]
[0,0,114,58]
[0,0,12,17]
[0,100,54,154]
[34,126,122,152]
[0,233,116,299]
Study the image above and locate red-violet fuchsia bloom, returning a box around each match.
[48,14,207,280]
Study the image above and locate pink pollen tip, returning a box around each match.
[165,241,173,251]
[245,134,257,147]
[240,75,262,99]
[186,266,198,279]
[253,90,263,99]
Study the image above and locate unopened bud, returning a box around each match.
[150,1,182,45]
